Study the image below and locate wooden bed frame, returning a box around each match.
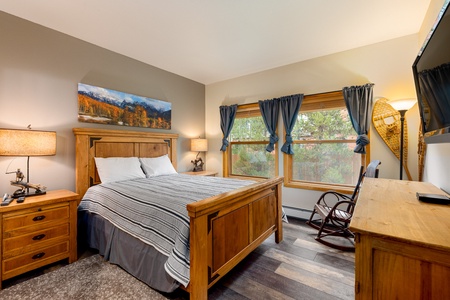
[73,127,283,300]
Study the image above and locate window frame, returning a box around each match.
[283,91,370,193]
[223,103,279,179]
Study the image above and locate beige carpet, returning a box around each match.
[0,255,180,300]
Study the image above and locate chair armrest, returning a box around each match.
[316,191,353,207]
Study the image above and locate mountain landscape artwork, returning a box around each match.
[77,83,171,129]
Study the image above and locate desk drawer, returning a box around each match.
[3,224,69,254]
[2,242,69,276]
[3,205,69,232]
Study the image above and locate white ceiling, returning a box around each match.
[0,0,431,85]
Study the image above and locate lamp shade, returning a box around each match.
[0,129,56,156]
[191,138,208,152]
[387,99,417,112]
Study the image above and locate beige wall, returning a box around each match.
[205,35,422,217]
[0,12,205,195]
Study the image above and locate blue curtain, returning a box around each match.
[280,94,303,154]
[342,83,374,154]
[418,62,450,130]
[259,98,280,152]
[219,104,237,151]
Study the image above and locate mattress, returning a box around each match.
[77,174,256,290]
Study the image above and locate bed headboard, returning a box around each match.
[73,128,178,198]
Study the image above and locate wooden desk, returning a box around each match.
[349,178,450,299]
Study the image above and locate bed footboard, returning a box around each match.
[186,176,283,300]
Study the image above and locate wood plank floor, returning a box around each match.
[4,217,355,299]
[168,217,355,300]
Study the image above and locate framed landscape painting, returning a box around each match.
[77,83,171,129]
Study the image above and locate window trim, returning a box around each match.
[283,91,370,193]
[223,103,279,179]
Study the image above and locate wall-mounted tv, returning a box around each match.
[413,1,450,143]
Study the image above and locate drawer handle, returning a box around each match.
[32,234,46,241]
[33,215,46,221]
[32,252,45,259]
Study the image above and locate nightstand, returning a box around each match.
[182,170,218,177]
[0,190,79,289]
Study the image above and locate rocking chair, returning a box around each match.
[306,160,381,251]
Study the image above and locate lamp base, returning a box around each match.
[12,190,46,198]
[191,157,204,172]
[193,166,204,172]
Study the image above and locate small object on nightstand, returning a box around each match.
[1,193,14,206]
[1,194,14,206]
[16,196,25,203]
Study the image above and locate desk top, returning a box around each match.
[349,178,450,251]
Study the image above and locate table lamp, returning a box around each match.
[190,138,208,172]
[0,127,56,197]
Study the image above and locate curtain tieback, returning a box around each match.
[285,134,293,144]
[354,134,370,154]
[266,135,279,152]
[269,135,278,145]
[221,138,229,147]
[356,134,370,146]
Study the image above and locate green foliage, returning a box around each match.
[231,144,274,178]
[228,108,358,183]
[229,116,273,177]
[292,109,355,140]
[292,109,357,184]
[230,117,268,141]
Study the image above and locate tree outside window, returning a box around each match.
[222,91,368,187]
[285,91,369,193]
[225,104,277,178]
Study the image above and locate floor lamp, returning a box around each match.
[387,99,417,180]
[0,127,56,197]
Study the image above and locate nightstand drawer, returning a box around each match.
[2,241,69,279]
[3,223,69,254]
[3,204,69,232]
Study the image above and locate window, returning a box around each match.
[224,103,278,178]
[284,91,369,193]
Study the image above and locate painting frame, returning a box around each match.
[77,83,171,129]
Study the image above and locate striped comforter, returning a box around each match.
[77,174,255,287]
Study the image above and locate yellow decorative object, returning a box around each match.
[372,98,412,180]
[418,124,426,182]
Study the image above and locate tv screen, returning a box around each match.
[413,2,450,143]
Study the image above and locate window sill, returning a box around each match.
[284,180,355,194]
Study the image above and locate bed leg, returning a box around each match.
[189,214,209,300]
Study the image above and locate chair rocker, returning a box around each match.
[306,160,381,251]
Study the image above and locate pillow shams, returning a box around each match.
[94,157,146,183]
[139,155,177,177]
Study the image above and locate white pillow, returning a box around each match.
[139,155,177,177]
[94,157,146,183]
